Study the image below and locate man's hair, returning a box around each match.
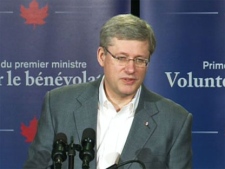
[100,14,156,55]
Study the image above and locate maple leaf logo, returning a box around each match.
[20,0,48,28]
[21,117,38,143]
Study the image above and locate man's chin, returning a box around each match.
[120,89,136,97]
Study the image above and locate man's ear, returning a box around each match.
[97,47,105,67]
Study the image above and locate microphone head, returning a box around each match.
[79,128,96,168]
[52,133,68,163]
[82,128,96,144]
[55,132,67,143]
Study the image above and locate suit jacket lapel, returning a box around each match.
[72,79,101,143]
[120,86,159,166]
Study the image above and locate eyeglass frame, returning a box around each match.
[102,46,150,67]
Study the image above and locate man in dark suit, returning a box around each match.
[24,14,192,169]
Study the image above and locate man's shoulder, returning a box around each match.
[142,86,190,117]
[52,79,100,93]
[47,79,100,100]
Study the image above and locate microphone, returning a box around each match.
[52,133,68,169]
[106,160,146,169]
[79,128,96,169]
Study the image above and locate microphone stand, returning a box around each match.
[54,159,63,169]
[68,136,82,169]
[68,137,76,169]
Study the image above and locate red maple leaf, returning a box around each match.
[20,0,48,28]
[21,117,38,143]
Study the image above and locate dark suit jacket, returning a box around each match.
[24,77,192,169]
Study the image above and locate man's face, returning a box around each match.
[97,38,150,99]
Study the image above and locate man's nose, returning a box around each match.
[124,59,136,73]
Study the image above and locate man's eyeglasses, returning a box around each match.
[103,47,149,68]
